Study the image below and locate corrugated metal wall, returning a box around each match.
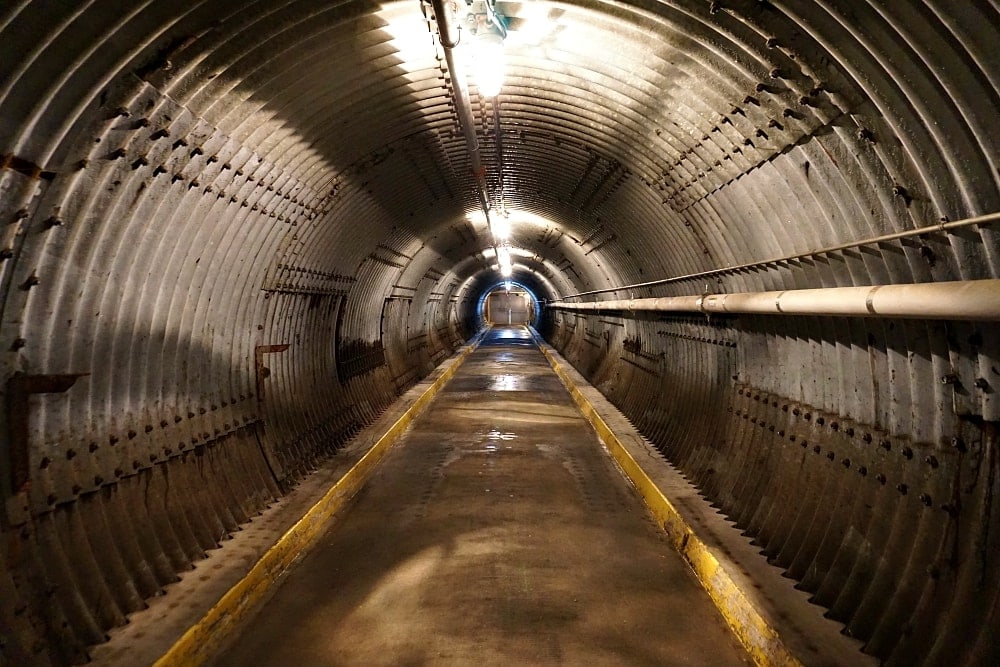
[0,1,997,664]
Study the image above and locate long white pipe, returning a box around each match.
[548,279,1000,321]
[430,0,491,218]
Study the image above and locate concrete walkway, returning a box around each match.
[217,327,748,665]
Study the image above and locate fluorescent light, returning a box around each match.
[473,30,504,97]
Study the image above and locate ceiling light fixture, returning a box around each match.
[467,0,506,98]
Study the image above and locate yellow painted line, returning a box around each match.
[154,337,482,666]
[538,344,802,667]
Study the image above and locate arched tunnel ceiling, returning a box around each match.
[4,0,996,320]
[2,1,1000,664]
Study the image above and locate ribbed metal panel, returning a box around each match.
[0,0,998,663]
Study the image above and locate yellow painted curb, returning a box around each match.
[538,344,802,667]
[154,338,481,666]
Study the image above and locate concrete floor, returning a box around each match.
[217,327,748,666]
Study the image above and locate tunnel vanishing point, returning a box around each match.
[1,1,999,665]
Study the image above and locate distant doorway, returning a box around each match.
[483,287,534,326]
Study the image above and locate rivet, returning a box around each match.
[11,338,26,350]
[768,119,783,130]
[813,445,821,454]
[974,377,990,390]
[940,503,958,517]
[132,460,141,470]
[841,458,851,468]
[94,476,103,486]
[109,435,118,445]
[831,421,839,431]
[88,442,99,453]
[792,407,800,416]
[127,430,137,440]
[150,128,170,140]
[827,451,835,461]
[71,484,81,495]
[880,439,892,451]
[862,433,872,443]
[135,117,150,128]
[919,493,932,506]
[857,128,876,143]
[925,455,938,468]
[113,107,130,118]
[65,449,76,460]
[902,446,913,460]
[875,473,886,485]
[897,483,908,495]
[951,437,966,452]
[766,37,780,48]
[108,147,127,160]
[145,425,154,433]
[43,216,62,229]
[114,467,123,477]
[858,466,867,476]
[770,68,786,79]
[149,453,157,462]
[160,420,169,428]
[21,274,40,290]
[845,427,854,437]
[191,147,204,156]
[941,373,959,385]
[816,416,825,425]
[39,457,50,469]
[47,493,57,505]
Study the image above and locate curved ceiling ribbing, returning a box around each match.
[1,0,998,664]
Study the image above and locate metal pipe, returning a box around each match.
[548,278,1000,321]
[492,97,505,210]
[431,0,491,220]
[554,211,1000,301]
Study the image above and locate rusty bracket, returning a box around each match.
[5,373,87,494]
[255,344,289,402]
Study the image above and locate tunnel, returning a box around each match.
[1,0,998,664]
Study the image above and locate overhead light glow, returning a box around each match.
[500,263,512,277]
[493,213,510,240]
[473,30,505,98]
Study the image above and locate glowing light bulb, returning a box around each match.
[493,214,510,240]
[473,31,504,97]
[500,264,512,277]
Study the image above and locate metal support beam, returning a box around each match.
[548,278,1000,321]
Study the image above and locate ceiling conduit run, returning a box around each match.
[0,1,997,665]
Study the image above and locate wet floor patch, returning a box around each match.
[216,327,749,666]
